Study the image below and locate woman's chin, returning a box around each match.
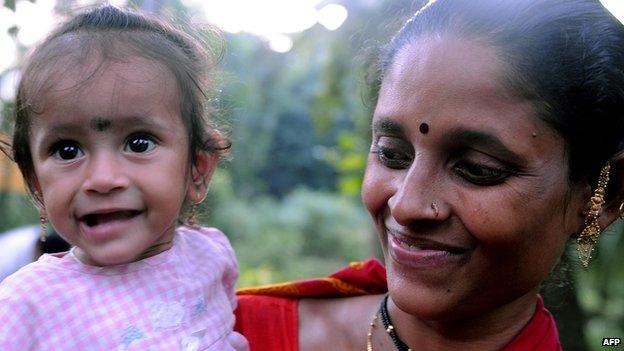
[385,266,484,322]
[388,282,465,321]
[388,275,538,324]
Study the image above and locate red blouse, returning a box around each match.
[234,259,562,351]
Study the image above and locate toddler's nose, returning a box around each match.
[81,152,130,194]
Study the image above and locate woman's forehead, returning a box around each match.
[374,36,565,164]
[383,36,510,104]
[376,36,530,125]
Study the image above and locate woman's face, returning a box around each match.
[362,36,588,320]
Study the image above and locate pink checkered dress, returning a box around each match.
[0,226,249,351]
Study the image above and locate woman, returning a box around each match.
[235,0,624,350]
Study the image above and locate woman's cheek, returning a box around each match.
[459,199,524,247]
[361,166,391,217]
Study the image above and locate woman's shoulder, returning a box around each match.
[298,294,383,351]
[234,258,388,350]
[234,293,383,351]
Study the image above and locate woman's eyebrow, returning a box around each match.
[373,117,405,135]
[445,127,527,164]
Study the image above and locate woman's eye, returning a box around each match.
[51,141,84,160]
[373,140,413,169]
[454,161,511,185]
[124,134,157,153]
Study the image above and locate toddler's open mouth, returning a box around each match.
[81,210,142,227]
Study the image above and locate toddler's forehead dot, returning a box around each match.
[419,122,429,134]
[90,118,111,132]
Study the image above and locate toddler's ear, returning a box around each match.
[187,151,217,203]
[29,176,45,210]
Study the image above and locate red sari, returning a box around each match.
[234,259,562,351]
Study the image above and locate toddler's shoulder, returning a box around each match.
[1,258,56,292]
[0,258,68,316]
[176,225,236,258]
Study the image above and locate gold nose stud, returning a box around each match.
[431,202,439,218]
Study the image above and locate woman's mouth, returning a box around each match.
[386,229,471,269]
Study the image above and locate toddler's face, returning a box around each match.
[28,56,197,266]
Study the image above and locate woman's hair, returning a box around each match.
[10,5,228,202]
[374,0,624,187]
[0,134,9,158]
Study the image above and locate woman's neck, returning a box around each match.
[387,289,539,351]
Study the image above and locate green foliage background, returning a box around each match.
[0,0,622,350]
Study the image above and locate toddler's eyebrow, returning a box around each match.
[42,116,163,138]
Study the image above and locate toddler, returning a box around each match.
[0,5,248,351]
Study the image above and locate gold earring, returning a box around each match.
[619,202,624,220]
[39,213,48,242]
[186,203,198,227]
[577,163,610,268]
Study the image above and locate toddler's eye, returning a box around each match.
[51,141,84,160]
[124,134,157,153]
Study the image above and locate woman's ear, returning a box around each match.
[599,155,624,229]
[574,158,624,236]
[187,151,218,203]
[598,152,624,228]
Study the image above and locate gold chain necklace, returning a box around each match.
[367,294,414,351]
[366,312,378,351]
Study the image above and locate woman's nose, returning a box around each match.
[387,164,447,225]
[81,152,130,194]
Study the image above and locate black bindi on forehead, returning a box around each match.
[419,122,430,134]
[90,118,111,132]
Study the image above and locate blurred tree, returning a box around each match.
[221,34,339,198]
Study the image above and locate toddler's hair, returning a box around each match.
[10,4,228,205]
